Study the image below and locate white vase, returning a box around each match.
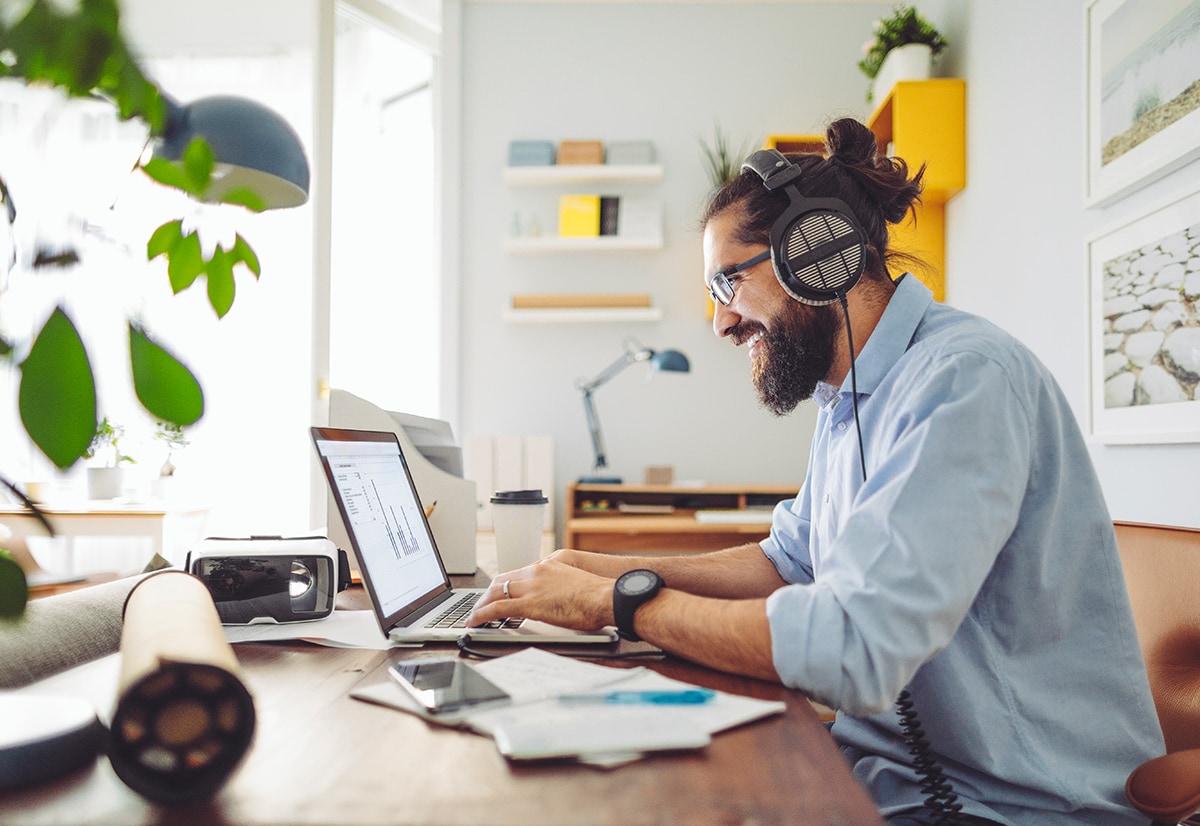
[87,466,123,500]
[873,43,932,102]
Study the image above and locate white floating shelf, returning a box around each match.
[503,164,664,185]
[504,235,663,253]
[504,307,663,324]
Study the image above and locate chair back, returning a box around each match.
[1115,521,1200,753]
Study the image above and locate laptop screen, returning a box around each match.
[311,428,450,626]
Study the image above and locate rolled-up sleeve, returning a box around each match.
[761,496,815,584]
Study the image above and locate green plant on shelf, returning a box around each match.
[154,420,190,477]
[857,4,948,101]
[698,121,760,191]
[84,417,137,468]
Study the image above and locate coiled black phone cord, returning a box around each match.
[896,689,966,825]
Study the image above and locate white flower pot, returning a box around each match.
[87,466,123,500]
[873,43,932,101]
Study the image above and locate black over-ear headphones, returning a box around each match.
[741,149,868,306]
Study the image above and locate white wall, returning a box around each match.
[940,0,1199,529]
[457,0,1200,533]
[457,2,889,528]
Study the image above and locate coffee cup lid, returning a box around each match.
[490,489,548,505]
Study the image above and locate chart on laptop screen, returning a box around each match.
[316,438,444,612]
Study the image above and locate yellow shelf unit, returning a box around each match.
[764,79,965,301]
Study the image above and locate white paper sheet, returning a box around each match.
[350,648,786,767]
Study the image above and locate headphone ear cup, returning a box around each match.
[770,200,867,306]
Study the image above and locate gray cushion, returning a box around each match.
[0,575,148,689]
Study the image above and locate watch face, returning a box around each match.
[619,570,658,596]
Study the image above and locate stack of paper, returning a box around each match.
[351,648,785,767]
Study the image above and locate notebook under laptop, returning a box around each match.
[310,427,617,645]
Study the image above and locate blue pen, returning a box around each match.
[558,689,716,705]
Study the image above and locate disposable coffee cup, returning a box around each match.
[490,490,549,573]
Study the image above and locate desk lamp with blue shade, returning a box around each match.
[576,337,690,484]
[157,95,310,209]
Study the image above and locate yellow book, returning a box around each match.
[558,195,601,237]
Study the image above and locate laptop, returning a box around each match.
[310,427,617,645]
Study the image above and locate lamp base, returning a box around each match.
[578,475,623,485]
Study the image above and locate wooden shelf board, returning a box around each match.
[504,235,663,253]
[503,307,663,323]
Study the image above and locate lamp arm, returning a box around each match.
[580,387,608,471]
[577,351,636,395]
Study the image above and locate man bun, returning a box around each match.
[824,117,923,226]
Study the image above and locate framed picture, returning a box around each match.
[1084,0,1200,207]
[1088,186,1200,443]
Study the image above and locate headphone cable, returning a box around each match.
[838,293,867,483]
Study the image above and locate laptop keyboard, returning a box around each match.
[428,592,523,630]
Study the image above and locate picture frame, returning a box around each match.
[1084,0,1200,208]
[1088,185,1200,444]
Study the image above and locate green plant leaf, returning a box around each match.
[138,137,216,199]
[129,324,204,426]
[206,246,236,318]
[0,0,167,134]
[18,307,97,469]
[147,219,183,260]
[231,234,261,279]
[141,157,195,193]
[0,552,27,620]
[181,137,215,194]
[166,228,204,294]
[108,44,167,132]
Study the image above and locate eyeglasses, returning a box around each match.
[707,250,770,306]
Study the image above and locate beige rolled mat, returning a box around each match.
[107,570,256,804]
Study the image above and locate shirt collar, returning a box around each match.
[816,273,934,402]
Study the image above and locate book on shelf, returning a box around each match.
[605,140,655,165]
[558,194,601,237]
[511,294,652,310]
[599,196,620,236]
[507,140,556,166]
[556,140,604,165]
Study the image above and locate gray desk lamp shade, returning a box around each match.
[577,337,690,484]
[158,96,310,209]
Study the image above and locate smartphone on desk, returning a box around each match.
[388,658,511,714]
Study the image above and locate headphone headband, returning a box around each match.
[742,149,802,191]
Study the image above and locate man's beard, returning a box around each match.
[745,300,840,416]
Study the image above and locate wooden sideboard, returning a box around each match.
[564,482,798,555]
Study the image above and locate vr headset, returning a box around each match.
[186,536,352,625]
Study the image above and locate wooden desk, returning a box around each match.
[565,482,797,555]
[0,502,209,575]
[0,581,882,825]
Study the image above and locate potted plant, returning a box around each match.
[858,4,948,102]
[83,417,136,500]
[698,121,761,192]
[0,0,295,618]
[152,420,189,499]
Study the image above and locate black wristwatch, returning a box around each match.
[613,569,665,642]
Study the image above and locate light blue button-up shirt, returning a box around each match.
[762,275,1163,824]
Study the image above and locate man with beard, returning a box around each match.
[470,118,1162,825]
